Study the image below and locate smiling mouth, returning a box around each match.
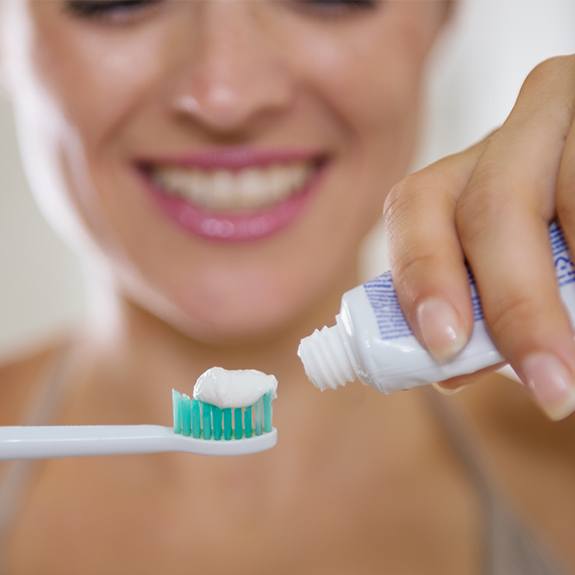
[148,161,318,213]
[139,152,328,242]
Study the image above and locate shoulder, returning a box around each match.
[0,339,68,425]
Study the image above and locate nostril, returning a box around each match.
[172,88,261,133]
[169,65,295,134]
[174,86,240,119]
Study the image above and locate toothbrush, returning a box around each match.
[0,390,277,460]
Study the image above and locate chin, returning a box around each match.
[171,301,306,347]
[126,272,313,347]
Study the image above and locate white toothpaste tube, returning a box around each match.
[298,222,575,394]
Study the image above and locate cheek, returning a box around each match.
[289,19,429,217]
[317,58,422,237]
[14,12,172,243]
[291,12,428,129]
[28,20,166,146]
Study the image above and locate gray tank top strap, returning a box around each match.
[0,347,76,574]
[424,389,569,575]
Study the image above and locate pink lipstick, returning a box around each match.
[138,149,327,242]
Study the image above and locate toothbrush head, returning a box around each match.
[171,390,277,455]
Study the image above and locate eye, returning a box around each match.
[294,0,379,14]
[305,0,376,6]
[64,0,162,22]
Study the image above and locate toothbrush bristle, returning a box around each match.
[172,390,182,434]
[192,400,201,438]
[171,391,274,440]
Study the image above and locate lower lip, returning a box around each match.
[142,165,325,242]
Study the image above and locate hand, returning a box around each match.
[383,55,575,421]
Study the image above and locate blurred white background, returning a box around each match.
[0,0,574,359]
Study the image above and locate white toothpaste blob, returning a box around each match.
[193,367,278,408]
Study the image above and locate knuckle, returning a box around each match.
[384,176,421,227]
[392,249,437,303]
[557,147,575,205]
[556,190,575,225]
[523,56,572,88]
[383,180,410,230]
[518,56,575,120]
[455,163,512,246]
[384,171,446,230]
[486,292,538,341]
[383,179,419,238]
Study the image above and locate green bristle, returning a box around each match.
[223,408,233,440]
[191,400,201,438]
[244,406,253,438]
[172,389,273,441]
[212,406,222,440]
[172,390,182,434]
[263,393,272,433]
[202,403,213,440]
[178,395,186,435]
[254,398,263,436]
[234,408,243,440]
[181,394,192,436]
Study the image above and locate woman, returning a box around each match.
[0,1,574,573]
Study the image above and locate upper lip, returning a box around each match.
[138,148,327,172]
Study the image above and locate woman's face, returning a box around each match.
[2,0,446,343]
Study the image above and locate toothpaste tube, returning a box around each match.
[298,222,575,394]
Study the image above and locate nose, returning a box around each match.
[168,5,296,136]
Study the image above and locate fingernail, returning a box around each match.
[432,382,465,396]
[416,297,467,362]
[521,353,575,421]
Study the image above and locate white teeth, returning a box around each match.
[152,163,314,211]
[211,171,234,209]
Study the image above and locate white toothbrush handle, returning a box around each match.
[0,425,277,460]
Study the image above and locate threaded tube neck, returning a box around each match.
[298,318,356,391]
